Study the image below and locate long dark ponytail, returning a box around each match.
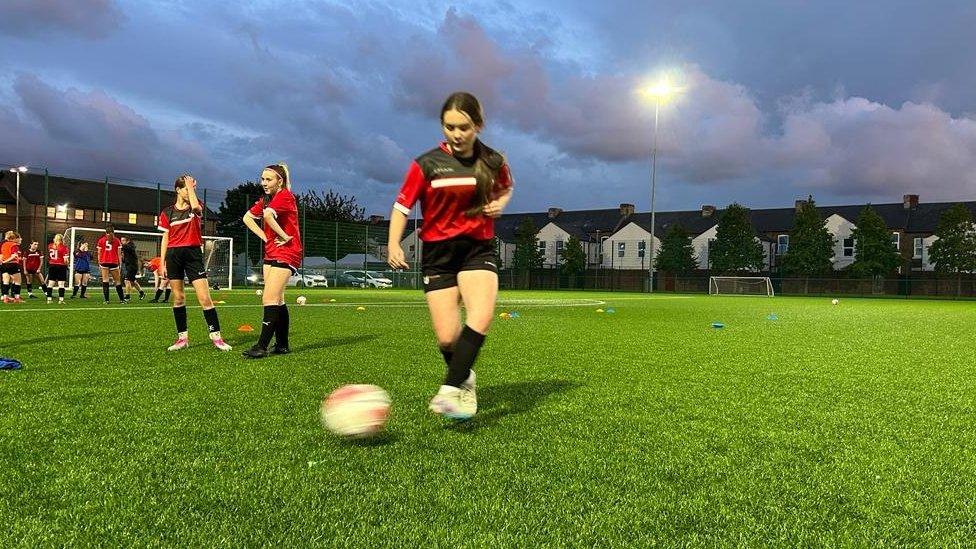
[440,92,504,216]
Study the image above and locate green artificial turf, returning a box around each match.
[1,289,974,546]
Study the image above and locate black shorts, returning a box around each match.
[24,268,41,276]
[75,269,90,275]
[166,246,207,283]
[264,260,298,276]
[99,263,119,270]
[1,263,21,276]
[122,264,138,282]
[48,265,68,282]
[421,237,498,293]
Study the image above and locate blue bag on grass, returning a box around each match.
[0,358,22,370]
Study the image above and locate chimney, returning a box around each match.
[795,199,807,212]
[701,205,716,217]
[368,214,384,224]
[619,203,635,217]
[903,194,919,210]
[548,207,563,219]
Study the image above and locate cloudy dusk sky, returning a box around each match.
[2,0,975,215]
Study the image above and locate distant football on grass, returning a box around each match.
[256,289,263,296]
[321,384,391,438]
[297,296,307,305]
[831,299,839,305]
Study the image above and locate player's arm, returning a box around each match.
[262,210,291,244]
[184,176,202,213]
[386,209,409,270]
[482,164,514,218]
[242,212,267,243]
[159,231,169,279]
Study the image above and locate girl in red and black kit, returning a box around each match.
[46,234,69,304]
[241,163,303,358]
[96,225,127,304]
[158,175,231,352]
[387,92,513,420]
[22,241,47,299]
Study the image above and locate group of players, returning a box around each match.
[0,230,171,305]
[5,91,510,420]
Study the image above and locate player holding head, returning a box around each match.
[1,230,24,303]
[96,225,126,304]
[22,241,48,299]
[71,242,92,298]
[145,256,170,303]
[158,174,231,351]
[119,236,145,300]
[241,163,303,358]
[46,234,69,304]
[386,92,514,420]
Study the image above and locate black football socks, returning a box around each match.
[444,325,485,388]
[256,305,279,349]
[174,305,188,336]
[274,304,289,349]
[202,307,221,335]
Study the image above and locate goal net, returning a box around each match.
[709,276,774,297]
[66,227,233,290]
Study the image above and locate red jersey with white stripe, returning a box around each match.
[47,244,69,266]
[248,188,303,268]
[96,236,121,264]
[158,202,204,248]
[24,250,42,272]
[394,141,513,242]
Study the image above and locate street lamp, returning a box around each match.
[639,78,682,293]
[8,166,28,233]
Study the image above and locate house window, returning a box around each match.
[777,234,789,255]
[617,242,626,258]
[102,212,111,222]
[537,240,546,254]
[891,232,900,251]
[638,240,646,258]
[127,213,137,224]
[75,209,84,220]
[0,206,6,214]
[556,240,564,255]
[843,237,854,257]
[153,215,158,226]
[47,206,55,218]
[913,238,923,259]
[408,245,415,252]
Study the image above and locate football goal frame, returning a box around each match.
[709,276,774,297]
[65,227,234,290]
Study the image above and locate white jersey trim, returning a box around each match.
[431,177,476,188]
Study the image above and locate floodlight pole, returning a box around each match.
[648,101,660,293]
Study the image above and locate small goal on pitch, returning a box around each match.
[709,276,774,297]
[65,227,233,289]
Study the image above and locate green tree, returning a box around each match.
[511,217,544,271]
[215,181,264,266]
[299,189,365,222]
[850,205,902,279]
[654,224,698,273]
[781,196,835,278]
[709,203,765,273]
[928,203,976,295]
[559,235,587,274]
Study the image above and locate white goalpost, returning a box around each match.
[709,276,774,297]
[66,227,234,290]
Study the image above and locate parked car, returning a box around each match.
[289,273,328,288]
[342,270,393,288]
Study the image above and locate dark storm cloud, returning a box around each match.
[1,73,229,183]
[0,0,126,40]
